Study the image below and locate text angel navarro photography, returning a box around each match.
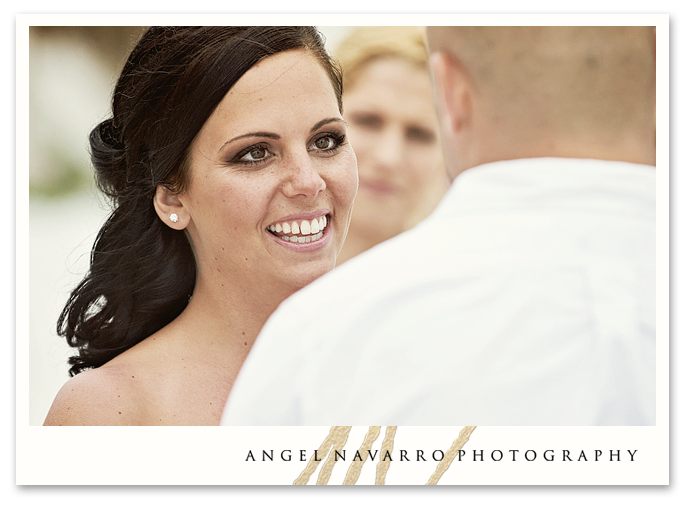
[244,448,640,463]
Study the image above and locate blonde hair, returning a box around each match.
[335,26,428,92]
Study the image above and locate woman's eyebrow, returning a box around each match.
[218,118,345,153]
[218,132,280,153]
[311,117,347,132]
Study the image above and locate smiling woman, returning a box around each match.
[43,27,358,426]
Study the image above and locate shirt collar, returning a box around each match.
[433,157,656,218]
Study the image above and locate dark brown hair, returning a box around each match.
[59,26,343,376]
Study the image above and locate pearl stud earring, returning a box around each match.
[170,213,179,223]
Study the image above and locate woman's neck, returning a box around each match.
[170,269,297,361]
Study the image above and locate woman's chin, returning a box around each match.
[276,258,336,294]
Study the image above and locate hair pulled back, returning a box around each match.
[59,26,342,376]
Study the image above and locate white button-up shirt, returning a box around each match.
[221,158,656,426]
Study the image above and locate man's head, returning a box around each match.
[425,26,656,179]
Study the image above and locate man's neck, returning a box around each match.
[457,130,655,178]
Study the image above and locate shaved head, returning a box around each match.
[426,26,656,174]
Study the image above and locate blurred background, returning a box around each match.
[28,26,358,425]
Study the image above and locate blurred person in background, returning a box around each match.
[43,26,357,426]
[334,26,449,265]
[222,26,656,426]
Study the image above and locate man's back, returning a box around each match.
[222,157,655,425]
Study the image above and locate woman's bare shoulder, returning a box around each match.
[43,363,147,426]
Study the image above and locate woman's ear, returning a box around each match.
[153,186,190,229]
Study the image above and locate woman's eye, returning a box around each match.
[406,126,436,144]
[234,145,271,165]
[310,132,345,153]
[242,146,268,161]
[350,113,382,130]
[314,136,336,150]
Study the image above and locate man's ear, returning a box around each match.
[428,50,473,135]
[153,186,190,230]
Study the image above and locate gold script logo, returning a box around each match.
[293,426,477,485]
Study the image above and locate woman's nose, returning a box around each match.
[282,154,326,199]
[369,127,406,173]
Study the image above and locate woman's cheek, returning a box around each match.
[342,148,359,206]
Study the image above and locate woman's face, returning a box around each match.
[179,49,358,295]
[343,57,449,241]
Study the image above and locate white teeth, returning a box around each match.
[268,216,328,239]
[276,230,324,244]
[300,220,310,235]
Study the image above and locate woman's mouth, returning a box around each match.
[359,179,397,196]
[267,215,328,244]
